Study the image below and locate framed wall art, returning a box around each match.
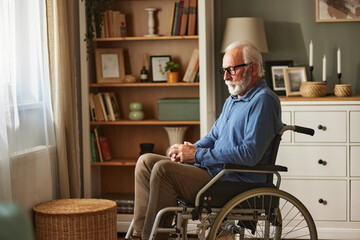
[150,55,171,82]
[95,48,125,83]
[316,0,360,22]
[265,60,294,95]
[284,67,307,96]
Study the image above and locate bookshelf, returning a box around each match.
[79,0,215,232]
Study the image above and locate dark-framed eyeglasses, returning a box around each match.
[218,62,253,77]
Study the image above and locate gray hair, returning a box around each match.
[225,41,265,78]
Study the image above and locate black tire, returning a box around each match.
[208,188,318,240]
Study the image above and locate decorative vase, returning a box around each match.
[334,84,352,97]
[167,72,179,83]
[129,102,144,120]
[144,8,158,37]
[163,126,188,156]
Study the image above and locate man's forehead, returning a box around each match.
[223,48,244,65]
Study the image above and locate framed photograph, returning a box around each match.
[95,48,125,83]
[150,56,171,82]
[283,67,307,96]
[316,0,360,22]
[265,60,294,95]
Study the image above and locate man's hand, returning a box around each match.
[169,141,197,163]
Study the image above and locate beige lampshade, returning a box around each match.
[221,17,268,53]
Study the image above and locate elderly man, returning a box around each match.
[132,41,282,240]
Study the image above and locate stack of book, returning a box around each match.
[90,127,112,162]
[89,92,121,122]
[169,0,198,36]
[100,10,127,38]
[183,48,199,82]
[102,193,135,214]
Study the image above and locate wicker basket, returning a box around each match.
[300,81,328,98]
[334,84,352,97]
[33,199,117,240]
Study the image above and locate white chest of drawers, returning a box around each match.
[278,96,360,239]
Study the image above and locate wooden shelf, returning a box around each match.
[91,119,200,126]
[93,36,198,42]
[89,82,199,88]
[91,158,137,166]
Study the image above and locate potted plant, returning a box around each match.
[82,0,113,54]
[165,61,180,83]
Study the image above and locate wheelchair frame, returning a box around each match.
[125,125,318,240]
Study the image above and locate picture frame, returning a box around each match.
[150,55,171,82]
[316,0,360,22]
[265,60,294,95]
[283,67,307,96]
[95,48,125,83]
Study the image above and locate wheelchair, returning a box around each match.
[126,125,318,240]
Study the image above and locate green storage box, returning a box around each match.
[158,98,199,121]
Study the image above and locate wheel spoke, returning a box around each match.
[207,188,317,240]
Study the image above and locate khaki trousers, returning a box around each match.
[133,153,212,240]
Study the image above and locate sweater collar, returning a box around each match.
[230,79,266,102]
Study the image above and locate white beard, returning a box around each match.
[225,70,251,96]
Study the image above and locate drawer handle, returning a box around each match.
[318,198,327,205]
[318,159,327,166]
[317,124,327,131]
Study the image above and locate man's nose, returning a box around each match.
[223,70,232,80]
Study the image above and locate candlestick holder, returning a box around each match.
[337,73,342,84]
[309,66,314,81]
[144,8,158,37]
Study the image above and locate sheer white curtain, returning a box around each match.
[0,0,57,211]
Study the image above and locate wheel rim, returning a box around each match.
[208,188,317,240]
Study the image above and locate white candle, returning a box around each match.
[337,48,341,74]
[322,55,327,81]
[309,41,313,67]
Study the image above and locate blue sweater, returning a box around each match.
[193,79,282,182]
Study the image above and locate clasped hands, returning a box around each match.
[169,141,197,163]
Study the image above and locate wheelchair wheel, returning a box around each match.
[207,188,317,240]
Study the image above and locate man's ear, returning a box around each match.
[250,63,258,77]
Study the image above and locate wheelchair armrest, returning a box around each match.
[223,164,288,172]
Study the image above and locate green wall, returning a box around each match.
[214,0,360,115]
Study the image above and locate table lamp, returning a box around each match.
[221,17,268,53]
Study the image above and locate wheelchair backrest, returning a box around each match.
[265,132,282,184]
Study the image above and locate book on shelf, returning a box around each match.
[104,92,115,121]
[101,93,111,120]
[119,12,127,37]
[172,1,180,36]
[169,2,176,35]
[98,93,109,121]
[189,58,199,83]
[175,0,184,36]
[99,136,112,161]
[93,93,105,121]
[109,92,121,120]
[103,92,121,121]
[93,128,104,162]
[194,68,200,82]
[105,9,113,37]
[101,10,127,38]
[89,93,97,121]
[183,48,199,82]
[179,0,190,36]
[90,133,98,162]
[112,11,121,37]
[187,0,197,35]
